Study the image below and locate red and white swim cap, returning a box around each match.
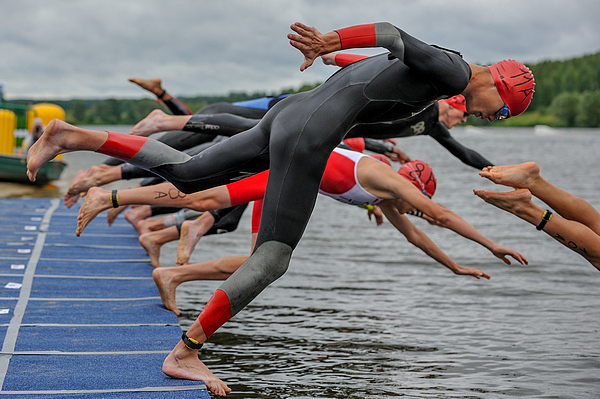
[398,160,436,197]
[488,59,535,117]
[443,95,467,113]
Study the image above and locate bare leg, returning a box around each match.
[125,206,153,234]
[128,109,191,137]
[138,216,167,235]
[65,164,123,207]
[27,120,108,182]
[176,213,215,266]
[139,226,180,268]
[107,205,128,226]
[480,162,600,234]
[152,256,245,315]
[78,183,231,235]
[474,188,600,271]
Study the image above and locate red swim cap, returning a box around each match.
[488,59,535,117]
[369,153,392,166]
[443,95,467,113]
[398,160,436,197]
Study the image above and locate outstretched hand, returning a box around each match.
[453,265,491,280]
[367,205,384,226]
[288,22,327,71]
[491,244,529,266]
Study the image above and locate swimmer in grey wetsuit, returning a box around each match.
[27,21,534,395]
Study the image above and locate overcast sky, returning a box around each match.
[1,0,599,100]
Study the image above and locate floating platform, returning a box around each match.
[0,198,209,398]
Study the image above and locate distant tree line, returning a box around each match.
[10,52,600,128]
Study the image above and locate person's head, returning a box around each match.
[398,160,436,198]
[438,95,468,129]
[32,117,44,136]
[464,60,535,122]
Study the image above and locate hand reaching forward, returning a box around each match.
[453,265,491,280]
[491,244,529,266]
[288,22,340,71]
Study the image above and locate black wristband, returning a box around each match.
[110,190,119,208]
[157,89,166,99]
[181,332,203,350]
[536,209,553,231]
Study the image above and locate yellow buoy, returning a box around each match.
[0,109,17,155]
[27,103,65,131]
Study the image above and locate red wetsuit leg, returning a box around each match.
[97,132,147,161]
[251,200,263,233]
[198,289,232,338]
[226,170,270,206]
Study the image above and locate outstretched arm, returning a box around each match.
[422,203,528,266]
[289,21,470,93]
[378,201,490,279]
[428,123,493,169]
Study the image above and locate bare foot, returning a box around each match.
[473,188,533,217]
[162,343,231,396]
[176,220,204,266]
[77,187,111,236]
[128,78,163,96]
[479,162,541,189]
[107,205,128,226]
[138,218,166,235]
[140,233,163,268]
[65,164,113,207]
[124,206,152,234]
[64,169,87,207]
[128,109,167,136]
[152,267,180,315]
[27,120,76,182]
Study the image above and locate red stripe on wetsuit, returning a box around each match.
[97,132,147,161]
[334,54,369,67]
[334,24,376,49]
[198,289,233,338]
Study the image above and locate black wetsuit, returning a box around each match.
[98,23,471,337]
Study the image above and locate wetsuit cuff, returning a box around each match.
[334,53,369,67]
[334,24,376,49]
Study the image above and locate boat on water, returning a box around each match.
[0,153,66,186]
[0,94,67,186]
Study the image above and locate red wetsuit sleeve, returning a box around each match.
[225,170,270,206]
[97,131,147,161]
[334,24,376,49]
[334,53,369,67]
[251,200,263,233]
[198,289,232,338]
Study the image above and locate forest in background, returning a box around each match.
[5,51,600,128]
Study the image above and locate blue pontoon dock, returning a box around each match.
[0,198,210,398]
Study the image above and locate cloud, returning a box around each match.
[1,0,598,100]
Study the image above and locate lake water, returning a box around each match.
[13,126,600,398]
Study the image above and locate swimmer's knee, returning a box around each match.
[220,240,292,315]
